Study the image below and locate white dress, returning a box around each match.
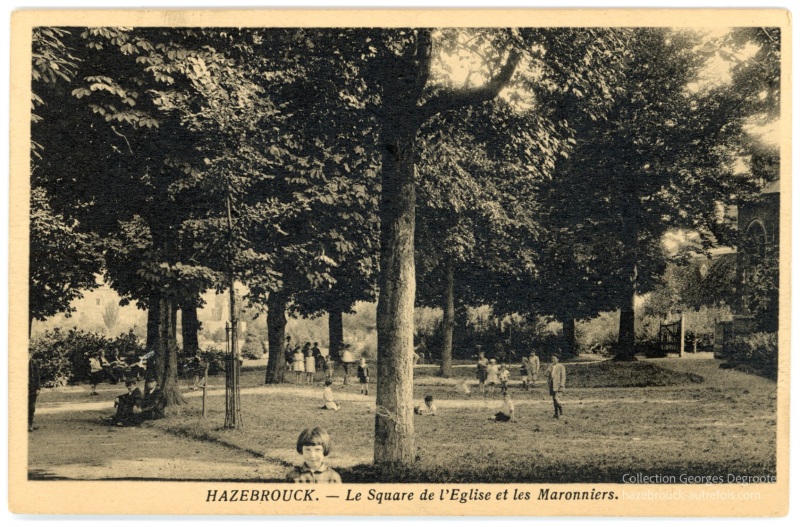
[292,352,305,372]
[486,364,500,384]
[305,355,316,373]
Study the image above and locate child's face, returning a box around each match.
[302,444,325,471]
[426,400,433,408]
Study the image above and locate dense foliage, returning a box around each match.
[30,328,145,387]
[28,25,781,465]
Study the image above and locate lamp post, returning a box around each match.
[224,193,243,429]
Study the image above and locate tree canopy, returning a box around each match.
[28,25,780,464]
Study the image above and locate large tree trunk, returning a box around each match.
[181,295,201,357]
[146,295,160,354]
[371,31,519,467]
[328,308,344,362]
[374,134,417,466]
[454,304,468,357]
[160,300,185,406]
[562,317,575,357]
[616,273,637,361]
[440,260,454,378]
[265,292,288,384]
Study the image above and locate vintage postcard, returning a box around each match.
[8,8,791,516]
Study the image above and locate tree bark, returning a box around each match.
[454,304,468,357]
[265,292,288,384]
[562,317,576,357]
[160,300,185,406]
[374,132,418,467]
[328,308,344,362]
[440,260,455,378]
[616,274,637,361]
[372,31,521,467]
[181,295,201,357]
[146,293,160,354]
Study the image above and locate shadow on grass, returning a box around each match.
[720,361,777,381]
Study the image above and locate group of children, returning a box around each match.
[476,350,544,395]
[473,349,566,421]
[287,337,372,388]
[289,340,331,384]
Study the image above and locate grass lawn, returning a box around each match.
[149,357,776,483]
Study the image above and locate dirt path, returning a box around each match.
[28,409,288,480]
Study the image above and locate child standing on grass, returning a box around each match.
[476,349,488,394]
[528,351,540,384]
[322,380,339,411]
[341,344,355,385]
[293,345,306,384]
[520,356,530,391]
[547,353,566,419]
[305,344,316,384]
[357,357,370,395]
[499,363,510,394]
[324,354,335,382]
[286,427,342,483]
[485,358,500,395]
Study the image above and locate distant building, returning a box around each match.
[714,179,780,356]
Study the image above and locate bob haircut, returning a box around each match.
[296,427,332,456]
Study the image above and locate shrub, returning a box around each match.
[29,328,146,387]
[240,345,263,360]
[576,312,619,354]
[728,332,778,366]
[107,329,145,361]
[30,328,104,387]
[240,331,265,360]
[201,347,228,376]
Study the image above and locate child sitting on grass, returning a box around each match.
[322,380,339,411]
[490,392,517,423]
[286,427,342,483]
[414,395,437,416]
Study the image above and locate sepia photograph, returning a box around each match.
[6,6,791,517]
